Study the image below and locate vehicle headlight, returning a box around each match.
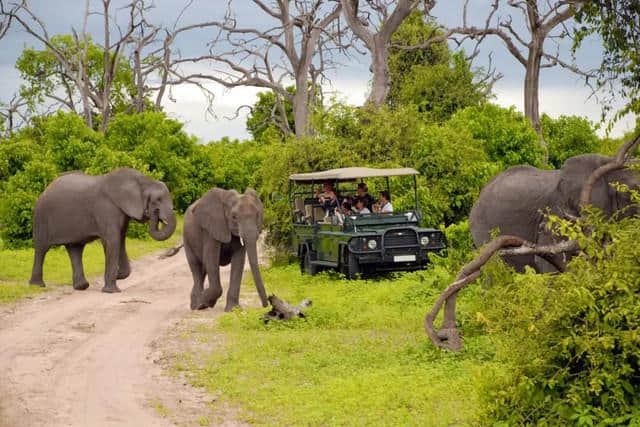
[367,239,378,250]
[420,236,430,246]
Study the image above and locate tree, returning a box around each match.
[246,87,296,142]
[448,0,591,154]
[575,0,640,119]
[15,35,135,122]
[340,0,431,106]
[179,0,344,137]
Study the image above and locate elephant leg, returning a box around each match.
[185,244,205,310]
[29,244,49,287]
[117,234,131,280]
[101,236,122,293]
[65,244,89,290]
[200,240,223,309]
[225,246,246,312]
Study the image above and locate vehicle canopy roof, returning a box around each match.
[289,167,419,183]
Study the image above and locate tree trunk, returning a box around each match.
[293,75,310,137]
[524,40,547,160]
[367,37,391,106]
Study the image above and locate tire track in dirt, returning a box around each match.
[0,249,249,427]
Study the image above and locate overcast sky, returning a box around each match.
[1,0,636,142]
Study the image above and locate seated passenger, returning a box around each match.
[318,181,338,215]
[373,190,393,213]
[354,198,371,214]
[353,183,375,210]
[334,200,352,225]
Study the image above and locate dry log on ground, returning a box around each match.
[262,294,312,323]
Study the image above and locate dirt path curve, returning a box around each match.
[0,248,247,427]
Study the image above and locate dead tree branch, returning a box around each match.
[426,134,640,352]
[444,0,593,154]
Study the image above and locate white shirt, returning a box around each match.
[358,207,371,214]
[380,202,393,213]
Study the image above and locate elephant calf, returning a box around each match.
[30,168,177,293]
[470,154,639,272]
[167,188,269,311]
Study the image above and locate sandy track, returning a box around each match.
[0,249,242,427]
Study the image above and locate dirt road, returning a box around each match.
[0,249,247,427]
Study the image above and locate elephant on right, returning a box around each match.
[470,154,640,272]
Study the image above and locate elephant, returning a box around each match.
[171,187,269,311]
[29,168,177,293]
[470,154,639,273]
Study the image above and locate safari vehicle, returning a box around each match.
[289,167,446,279]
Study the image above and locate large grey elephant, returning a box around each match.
[174,187,269,311]
[470,154,639,272]
[30,168,177,292]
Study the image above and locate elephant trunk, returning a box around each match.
[246,239,269,307]
[149,209,176,241]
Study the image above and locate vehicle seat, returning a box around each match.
[304,204,313,223]
[313,206,326,222]
[294,198,304,213]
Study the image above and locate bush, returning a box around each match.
[412,123,500,224]
[0,160,58,248]
[40,112,102,171]
[449,103,545,168]
[475,200,640,424]
[542,114,601,168]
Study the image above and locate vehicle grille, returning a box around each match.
[384,229,417,247]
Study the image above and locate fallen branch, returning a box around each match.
[426,134,639,351]
[262,294,312,323]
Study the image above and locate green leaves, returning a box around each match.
[477,198,640,424]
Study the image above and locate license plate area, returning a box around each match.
[393,254,416,263]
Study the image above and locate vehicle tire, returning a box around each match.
[301,249,318,276]
[345,250,360,280]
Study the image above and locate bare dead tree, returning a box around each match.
[169,0,345,137]
[2,1,167,130]
[443,0,593,154]
[425,133,640,352]
[0,94,29,137]
[340,0,433,106]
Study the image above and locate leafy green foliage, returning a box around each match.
[412,123,499,224]
[387,12,488,122]
[542,114,601,168]
[474,199,640,424]
[0,160,58,247]
[575,1,640,118]
[245,87,295,142]
[16,35,135,118]
[449,103,545,168]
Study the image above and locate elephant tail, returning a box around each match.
[159,241,184,259]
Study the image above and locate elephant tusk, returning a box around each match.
[160,219,168,225]
[240,237,244,246]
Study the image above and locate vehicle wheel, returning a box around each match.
[301,250,318,276]
[345,250,360,280]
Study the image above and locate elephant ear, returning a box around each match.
[103,168,145,220]
[245,188,263,230]
[558,154,612,213]
[194,188,238,243]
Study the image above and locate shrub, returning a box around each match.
[412,123,500,224]
[0,160,58,248]
[475,200,640,424]
[40,112,102,171]
[0,136,46,182]
[449,103,545,168]
[542,114,601,168]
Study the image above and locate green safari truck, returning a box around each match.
[289,167,446,279]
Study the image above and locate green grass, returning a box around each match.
[0,217,183,304]
[181,265,499,426]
